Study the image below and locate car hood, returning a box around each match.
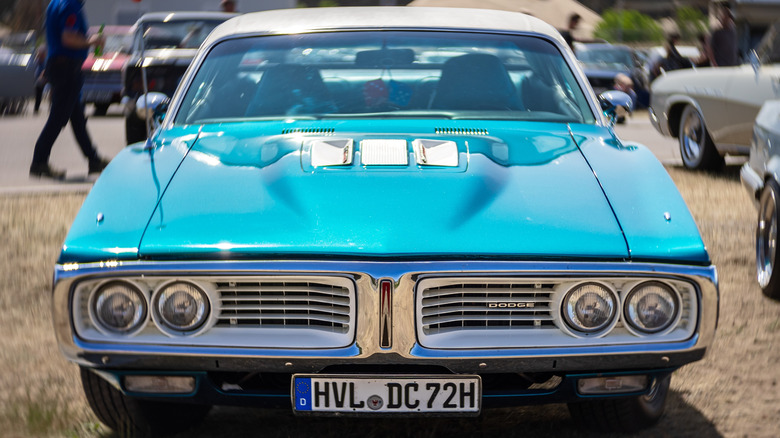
[136,121,629,260]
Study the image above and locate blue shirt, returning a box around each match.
[45,0,88,61]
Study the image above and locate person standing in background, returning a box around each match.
[220,0,237,13]
[708,4,739,67]
[29,0,108,180]
[560,13,581,51]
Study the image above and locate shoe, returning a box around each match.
[88,157,110,174]
[29,162,66,180]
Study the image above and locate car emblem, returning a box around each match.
[367,395,384,410]
[488,302,535,308]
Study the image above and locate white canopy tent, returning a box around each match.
[407,0,601,40]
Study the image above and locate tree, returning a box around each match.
[675,7,708,42]
[595,9,664,43]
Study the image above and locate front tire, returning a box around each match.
[757,179,780,300]
[80,367,211,437]
[679,105,724,170]
[567,374,671,432]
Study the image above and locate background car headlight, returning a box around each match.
[154,282,210,333]
[91,281,147,334]
[625,282,678,333]
[562,283,617,334]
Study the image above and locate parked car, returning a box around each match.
[649,22,780,170]
[53,7,718,437]
[0,31,36,115]
[122,11,237,144]
[741,99,780,301]
[82,25,132,116]
[574,42,648,109]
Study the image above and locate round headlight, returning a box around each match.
[92,281,147,334]
[154,282,210,333]
[562,283,617,334]
[625,282,679,334]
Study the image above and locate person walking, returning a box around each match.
[708,4,739,67]
[29,0,108,180]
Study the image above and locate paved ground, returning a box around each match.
[0,105,683,194]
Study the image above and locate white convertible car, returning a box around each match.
[649,23,780,170]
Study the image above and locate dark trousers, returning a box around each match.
[31,56,99,166]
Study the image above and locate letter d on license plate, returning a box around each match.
[292,375,481,415]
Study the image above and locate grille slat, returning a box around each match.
[218,313,350,324]
[219,285,350,296]
[421,305,550,316]
[422,296,551,306]
[423,314,554,325]
[220,303,350,315]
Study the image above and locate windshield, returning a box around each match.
[174,31,595,125]
[757,22,780,64]
[577,46,634,69]
[138,20,226,50]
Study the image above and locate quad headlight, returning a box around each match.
[624,281,679,334]
[562,282,618,335]
[91,281,147,334]
[153,281,210,334]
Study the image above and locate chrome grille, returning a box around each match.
[420,281,556,335]
[216,280,352,333]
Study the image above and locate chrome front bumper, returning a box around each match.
[53,260,718,374]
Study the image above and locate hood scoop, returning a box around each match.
[360,139,408,165]
[413,139,458,167]
[310,139,353,167]
[282,127,335,135]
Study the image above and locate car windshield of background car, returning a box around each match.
[578,47,633,70]
[173,31,595,125]
[142,20,226,50]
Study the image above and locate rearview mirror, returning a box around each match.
[135,92,169,127]
[599,90,633,125]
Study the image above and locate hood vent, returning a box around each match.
[282,127,335,135]
[435,127,489,135]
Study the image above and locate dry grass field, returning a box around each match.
[0,164,778,438]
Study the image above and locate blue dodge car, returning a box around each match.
[53,7,718,436]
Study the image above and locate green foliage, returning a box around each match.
[595,9,664,43]
[675,6,708,41]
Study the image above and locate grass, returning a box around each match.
[0,165,779,437]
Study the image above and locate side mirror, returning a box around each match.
[599,90,634,125]
[749,50,760,75]
[135,92,169,127]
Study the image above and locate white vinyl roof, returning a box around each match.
[204,6,566,47]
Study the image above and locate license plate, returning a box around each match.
[292,375,481,415]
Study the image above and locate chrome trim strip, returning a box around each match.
[53,260,718,369]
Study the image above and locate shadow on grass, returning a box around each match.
[96,390,721,438]
[665,163,743,183]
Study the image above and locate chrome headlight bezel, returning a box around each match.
[88,280,149,336]
[623,281,681,336]
[151,280,212,336]
[560,282,619,337]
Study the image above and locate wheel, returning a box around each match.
[125,114,148,145]
[94,103,110,116]
[679,105,724,170]
[757,179,780,300]
[80,367,211,437]
[567,374,671,433]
